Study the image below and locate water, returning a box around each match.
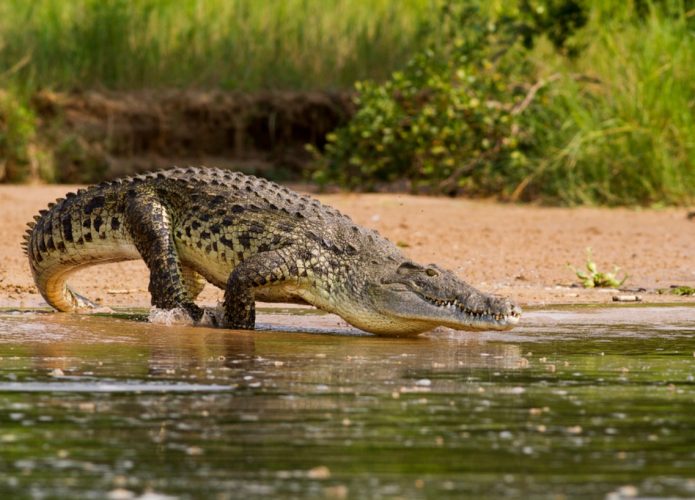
[0,306,694,499]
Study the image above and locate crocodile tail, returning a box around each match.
[25,186,138,312]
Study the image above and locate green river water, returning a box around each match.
[0,306,694,499]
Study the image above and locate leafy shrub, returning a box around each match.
[513,0,588,55]
[311,5,544,196]
[0,90,39,181]
[0,90,57,182]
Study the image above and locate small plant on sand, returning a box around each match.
[569,248,627,288]
[668,286,695,297]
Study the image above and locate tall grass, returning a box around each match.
[0,0,438,91]
[528,2,695,204]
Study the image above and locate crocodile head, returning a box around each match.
[350,260,521,336]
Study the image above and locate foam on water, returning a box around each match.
[148,307,195,326]
[147,305,223,327]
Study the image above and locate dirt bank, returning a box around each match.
[27,90,353,183]
[2,184,694,311]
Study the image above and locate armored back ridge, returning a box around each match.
[24,167,521,335]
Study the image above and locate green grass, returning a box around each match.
[526,2,695,205]
[0,0,438,91]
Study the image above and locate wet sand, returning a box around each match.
[1,184,693,310]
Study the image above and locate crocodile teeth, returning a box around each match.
[427,296,504,321]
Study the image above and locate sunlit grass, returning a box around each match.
[0,0,438,91]
[518,2,695,204]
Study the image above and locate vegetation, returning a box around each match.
[312,1,695,204]
[311,6,536,194]
[0,90,54,182]
[569,249,628,289]
[0,0,694,205]
[663,285,695,296]
[0,0,436,91]
[0,91,35,182]
[530,0,695,205]
[0,0,441,183]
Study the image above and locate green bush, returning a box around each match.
[0,90,56,182]
[0,90,38,182]
[312,6,542,195]
[313,1,695,205]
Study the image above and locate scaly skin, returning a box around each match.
[23,167,521,336]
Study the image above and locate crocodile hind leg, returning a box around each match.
[181,265,217,324]
[181,265,207,301]
[223,250,294,329]
[124,187,204,321]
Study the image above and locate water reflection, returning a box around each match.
[0,306,694,499]
[1,311,529,389]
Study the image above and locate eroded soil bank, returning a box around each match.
[1,185,693,310]
[26,90,353,182]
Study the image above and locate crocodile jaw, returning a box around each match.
[348,278,522,336]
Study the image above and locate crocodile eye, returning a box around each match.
[397,261,422,275]
[426,268,439,277]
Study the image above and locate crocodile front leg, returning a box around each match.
[124,186,204,321]
[223,250,294,329]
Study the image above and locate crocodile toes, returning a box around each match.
[183,303,204,322]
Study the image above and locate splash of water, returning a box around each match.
[148,307,194,326]
[147,305,224,327]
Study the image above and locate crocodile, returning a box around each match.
[23,167,521,335]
